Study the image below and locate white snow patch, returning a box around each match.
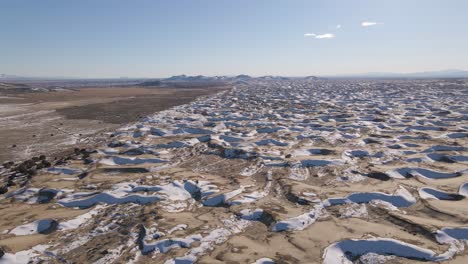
[252,258,275,264]
[339,204,368,219]
[0,244,49,264]
[9,219,56,236]
[323,237,449,264]
[272,204,325,232]
[58,205,104,230]
[459,182,468,196]
[164,216,251,263]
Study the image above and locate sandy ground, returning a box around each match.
[0,86,225,163]
[0,79,467,264]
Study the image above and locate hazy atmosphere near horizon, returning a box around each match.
[1,1,468,264]
[1,0,468,78]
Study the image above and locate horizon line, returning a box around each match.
[2,68,468,80]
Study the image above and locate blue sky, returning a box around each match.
[1,0,467,78]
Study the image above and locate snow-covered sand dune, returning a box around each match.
[386,167,462,179]
[323,238,449,264]
[418,187,464,201]
[2,78,467,263]
[324,187,416,208]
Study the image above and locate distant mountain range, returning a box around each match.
[0,74,22,79]
[0,74,70,80]
[138,75,245,87]
[158,74,319,82]
[3,69,467,82]
[136,74,318,87]
[113,70,468,88]
[334,69,468,78]
[164,74,257,82]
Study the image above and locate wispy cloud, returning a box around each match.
[336,25,342,29]
[304,33,335,39]
[316,33,335,39]
[361,21,382,27]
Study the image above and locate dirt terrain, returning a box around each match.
[0,86,225,163]
[0,78,467,264]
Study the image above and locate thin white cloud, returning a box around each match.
[361,21,382,27]
[336,25,342,29]
[316,33,335,39]
[304,33,335,39]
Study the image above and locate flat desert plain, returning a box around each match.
[0,86,223,163]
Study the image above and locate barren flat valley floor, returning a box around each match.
[0,79,468,264]
[0,86,222,163]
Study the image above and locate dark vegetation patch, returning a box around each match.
[57,89,220,124]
